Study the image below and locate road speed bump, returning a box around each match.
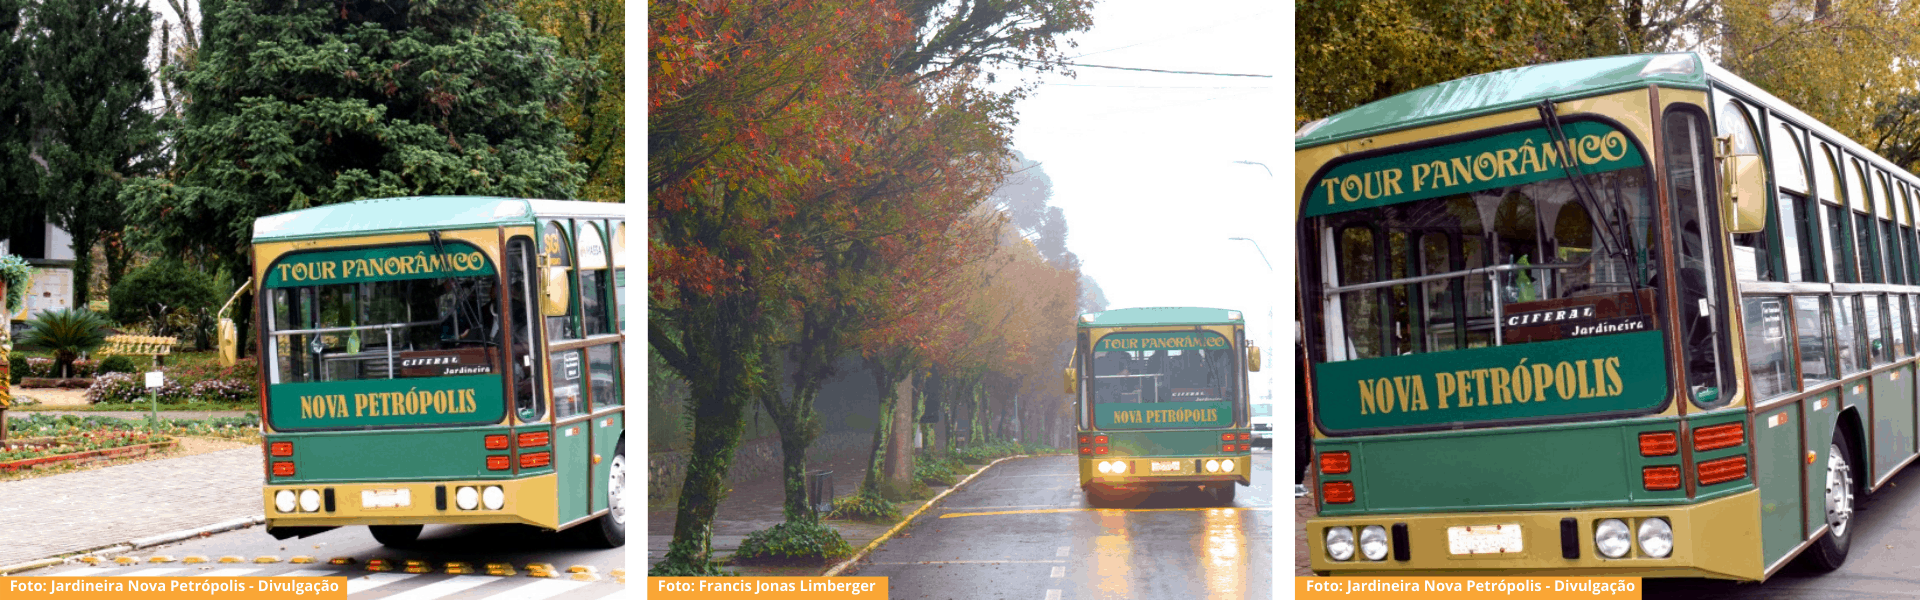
[77,557,104,565]
[327,557,356,566]
[403,560,432,574]
[113,557,138,565]
[525,563,557,578]
[217,556,244,564]
[444,562,474,574]
[148,556,176,563]
[566,566,599,582]
[365,559,393,572]
[254,556,281,564]
[484,563,517,577]
[181,556,209,564]
[290,556,316,564]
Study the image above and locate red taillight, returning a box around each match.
[1079,446,1092,455]
[1639,431,1677,456]
[1694,423,1745,451]
[487,455,511,471]
[1239,444,1250,452]
[1643,466,1681,490]
[518,431,549,448]
[521,451,551,469]
[272,461,295,477]
[1222,444,1234,452]
[1222,433,1236,441]
[1094,435,1108,444]
[1094,446,1109,455]
[1698,456,1748,485]
[270,442,293,457]
[1079,435,1089,445]
[1324,481,1355,503]
[484,435,509,450]
[1238,433,1250,441]
[1320,451,1351,474]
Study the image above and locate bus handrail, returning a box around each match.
[267,320,441,336]
[1322,261,1584,294]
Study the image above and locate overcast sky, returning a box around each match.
[992,0,1287,401]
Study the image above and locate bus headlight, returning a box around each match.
[298,489,322,513]
[455,486,479,510]
[1222,459,1236,473]
[274,490,297,513]
[1206,459,1221,473]
[1359,525,1389,561]
[1594,519,1631,558]
[1097,461,1113,474]
[1325,527,1356,561]
[483,486,505,510]
[1109,461,1126,474]
[1637,518,1673,558]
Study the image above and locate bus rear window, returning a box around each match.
[1090,332,1239,406]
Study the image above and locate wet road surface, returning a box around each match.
[848,451,1273,599]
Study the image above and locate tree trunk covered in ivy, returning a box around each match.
[649,298,763,571]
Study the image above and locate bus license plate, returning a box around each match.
[1150,460,1184,473]
[362,489,411,510]
[1447,524,1522,555]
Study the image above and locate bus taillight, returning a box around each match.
[1094,446,1109,455]
[1079,435,1090,445]
[272,461,295,477]
[1094,435,1108,444]
[1079,446,1092,455]
[1221,433,1236,442]
[1238,433,1250,441]
[270,442,293,457]
[520,451,551,469]
[484,435,509,450]
[1221,444,1235,452]
[486,456,511,471]
[1643,466,1681,490]
[1698,456,1748,485]
[1320,451,1351,474]
[1324,481,1355,503]
[1639,432,1678,456]
[1693,423,1745,451]
[518,431,549,448]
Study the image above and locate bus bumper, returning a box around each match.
[264,473,560,531]
[1305,490,1763,581]
[1080,456,1251,490]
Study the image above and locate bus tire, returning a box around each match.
[1808,430,1858,571]
[579,441,626,548]
[369,525,422,547]
[1213,483,1236,505]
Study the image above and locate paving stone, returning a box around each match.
[0,448,263,566]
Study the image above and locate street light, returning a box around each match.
[1227,236,1296,499]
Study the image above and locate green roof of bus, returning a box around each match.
[251,197,622,242]
[1077,307,1242,328]
[1296,53,1710,149]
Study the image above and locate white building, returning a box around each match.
[1,216,77,324]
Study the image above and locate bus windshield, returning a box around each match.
[267,275,500,383]
[1091,332,1240,405]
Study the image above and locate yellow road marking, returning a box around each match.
[940,504,1080,511]
[865,560,1068,565]
[939,506,1273,519]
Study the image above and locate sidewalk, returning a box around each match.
[0,447,264,567]
[20,410,256,421]
[646,451,974,575]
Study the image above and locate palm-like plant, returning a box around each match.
[19,309,114,378]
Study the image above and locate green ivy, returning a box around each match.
[825,490,899,523]
[731,520,854,563]
[646,538,735,576]
[0,254,31,316]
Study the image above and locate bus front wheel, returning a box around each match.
[1212,484,1236,505]
[1807,430,1858,571]
[369,524,422,547]
[578,441,626,548]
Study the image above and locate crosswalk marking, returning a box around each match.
[345,572,414,595]
[1044,590,1062,600]
[1050,566,1065,578]
[274,569,338,577]
[199,568,263,577]
[1055,546,1070,557]
[478,578,590,600]
[120,567,191,576]
[373,575,496,600]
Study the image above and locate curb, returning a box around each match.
[0,515,265,575]
[822,454,1039,577]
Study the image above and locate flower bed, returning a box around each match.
[0,430,175,472]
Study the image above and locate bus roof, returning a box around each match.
[1077,307,1243,328]
[251,196,623,242]
[1296,53,1709,149]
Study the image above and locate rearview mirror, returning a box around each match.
[1718,139,1766,234]
[1063,368,1077,395]
[542,267,571,316]
[1248,346,1262,372]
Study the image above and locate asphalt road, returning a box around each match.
[17,523,626,600]
[848,451,1273,599]
[1642,454,1920,599]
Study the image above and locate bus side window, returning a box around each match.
[507,237,545,422]
[579,222,612,336]
[543,220,580,342]
[1794,295,1833,386]
[1833,295,1862,375]
[1664,108,1737,408]
[613,222,626,332]
[1741,295,1794,401]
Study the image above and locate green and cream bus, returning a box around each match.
[1299,52,1920,580]
[253,197,626,547]
[1066,307,1259,505]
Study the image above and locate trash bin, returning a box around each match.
[808,470,834,515]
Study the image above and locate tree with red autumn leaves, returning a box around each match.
[649,0,1092,574]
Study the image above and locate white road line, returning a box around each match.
[1050,566,1065,578]
[344,572,415,594]
[273,569,339,577]
[1045,590,1063,600]
[198,568,265,577]
[120,567,190,576]
[574,585,629,600]
[1055,546,1069,557]
[374,575,497,600]
[476,578,592,600]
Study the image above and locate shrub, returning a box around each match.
[646,539,737,576]
[68,359,97,379]
[7,354,24,384]
[825,490,899,523]
[86,373,146,404]
[731,520,855,563]
[107,260,220,328]
[97,355,139,374]
[187,379,255,404]
[915,458,959,486]
[24,357,55,379]
[18,309,113,376]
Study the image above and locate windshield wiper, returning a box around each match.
[1537,100,1646,317]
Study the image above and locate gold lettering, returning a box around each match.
[1435,372,1455,409]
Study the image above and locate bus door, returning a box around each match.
[539,219,624,526]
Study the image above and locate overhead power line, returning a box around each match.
[1011,56,1271,78]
